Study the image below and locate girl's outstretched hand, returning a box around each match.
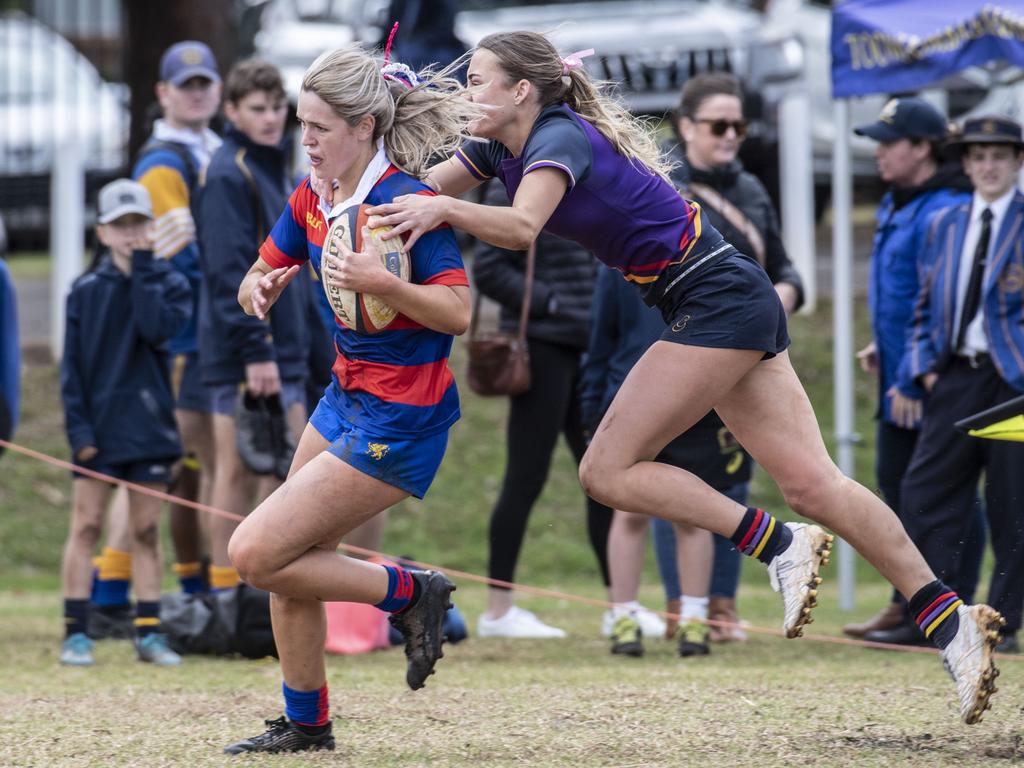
[366,193,445,253]
[250,265,300,320]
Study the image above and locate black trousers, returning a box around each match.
[876,420,986,605]
[901,358,1024,632]
[487,339,613,588]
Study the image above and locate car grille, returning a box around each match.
[593,48,733,112]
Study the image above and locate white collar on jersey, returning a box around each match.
[318,138,391,222]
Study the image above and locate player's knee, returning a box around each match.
[132,522,159,550]
[579,451,616,508]
[228,529,271,587]
[74,519,103,550]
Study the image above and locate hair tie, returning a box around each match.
[382,21,399,69]
[382,62,419,90]
[561,48,595,75]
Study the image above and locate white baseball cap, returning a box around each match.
[97,179,154,224]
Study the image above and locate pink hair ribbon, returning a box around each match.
[382,21,399,68]
[561,48,595,75]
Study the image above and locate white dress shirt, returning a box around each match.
[954,187,1017,355]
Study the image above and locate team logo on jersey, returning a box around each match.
[671,314,691,333]
[306,211,323,230]
[367,442,390,461]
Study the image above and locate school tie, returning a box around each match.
[956,207,993,353]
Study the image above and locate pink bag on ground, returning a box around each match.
[323,556,395,655]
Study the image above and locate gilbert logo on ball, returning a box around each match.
[321,204,410,333]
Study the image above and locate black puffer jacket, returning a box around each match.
[665,142,805,310]
[472,179,598,350]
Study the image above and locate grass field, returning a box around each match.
[3,299,1022,766]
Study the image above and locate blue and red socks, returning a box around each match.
[283,682,330,735]
[64,598,90,638]
[909,580,963,650]
[373,564,421,613]
[730,507,793,565]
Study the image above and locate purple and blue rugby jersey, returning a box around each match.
[456,104,724,295]
[260,167,469,438]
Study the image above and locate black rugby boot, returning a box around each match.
[388,570,456,690]
[223,717,334,755]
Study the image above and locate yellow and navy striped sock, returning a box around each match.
[134,601,161,639]
[93,547,132,609]
[64,599,90,638]
[909,580,963,650]
[209,565,240,593]
[730,507,793,565]
[173,561,205,595]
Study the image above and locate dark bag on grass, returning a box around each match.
[160,591,234,656]
[466,241,535,397]
[234,583,278,659]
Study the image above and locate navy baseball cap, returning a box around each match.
[854,97,948,143]
[159,40,220,86]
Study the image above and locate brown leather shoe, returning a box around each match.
[664,599,681,640]
[841,600,905,638]
[708,597,748,643]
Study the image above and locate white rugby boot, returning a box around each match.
[940,603,1005,724]
[766,522,833,638]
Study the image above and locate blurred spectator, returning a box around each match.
[131,40,223,596]
[900,116,1024,654]
[0,245,17,454]
[194,58,309,594]
[473,179,609,639]
[382,0,467,73]
[59,179,190,668]
[660,72,804,639]
[843,97,983,642]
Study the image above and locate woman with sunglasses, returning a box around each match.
[650,72,806,643]
[368,30,1005,724]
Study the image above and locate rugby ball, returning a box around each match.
[320,204,410,333]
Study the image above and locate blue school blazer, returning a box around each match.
[908,191,1024,393]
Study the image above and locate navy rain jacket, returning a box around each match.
[195,126,310,385]
[60,251,191,464]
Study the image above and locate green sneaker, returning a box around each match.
[677,620,711,657]
[60,632,95,666]
[610,615,644,657]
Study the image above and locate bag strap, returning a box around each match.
[470,240,537,339]
[687,181,766,266]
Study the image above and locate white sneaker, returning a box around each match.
[477,606,567,639]
[601,605,666,639]
[766,522,833,638]
[940,603,1004,724]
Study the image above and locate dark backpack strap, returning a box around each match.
[137,138,199,195]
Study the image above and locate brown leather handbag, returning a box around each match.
[465,241,536,397]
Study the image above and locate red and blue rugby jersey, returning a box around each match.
[259,166,469,438]
[456,104,720,288]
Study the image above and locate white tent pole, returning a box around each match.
[831,98,856,612]
[779,86,816,311]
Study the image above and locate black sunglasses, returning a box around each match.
[695,118,748,138]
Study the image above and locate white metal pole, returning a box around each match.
[50,139,84,361]
[778,87,817,311]
[831,99,856,611]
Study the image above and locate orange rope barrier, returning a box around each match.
[3,436,1019,660]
